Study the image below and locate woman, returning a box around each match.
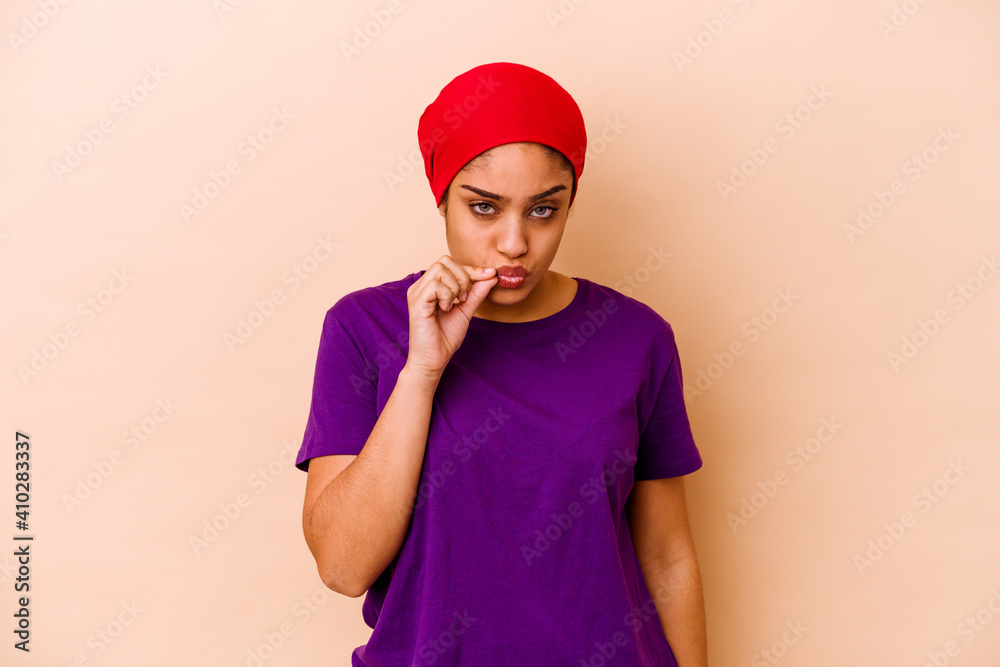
[297,62,707,666]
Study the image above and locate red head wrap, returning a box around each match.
[417,62,587,208]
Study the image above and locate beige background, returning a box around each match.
[2,0,999,665]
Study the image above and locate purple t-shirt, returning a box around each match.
[296,270,703,666]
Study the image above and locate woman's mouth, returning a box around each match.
[497,275,525,289]
[496,265,528,289]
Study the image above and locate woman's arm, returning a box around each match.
[302,364,441,598]
[302,260,496,598]
[626,475,708,667]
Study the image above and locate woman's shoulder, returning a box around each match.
[321,270,419,326]
[576,276,677,340]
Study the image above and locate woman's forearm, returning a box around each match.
[304,364,440,597]
[648,555,708,667]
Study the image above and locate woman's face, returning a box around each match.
[439,142,574,321]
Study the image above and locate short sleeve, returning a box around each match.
[295,301,378,472]
[633,322,703,480]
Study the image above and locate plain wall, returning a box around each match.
[2,0,998,665]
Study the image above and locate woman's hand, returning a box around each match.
[404,256,497,380]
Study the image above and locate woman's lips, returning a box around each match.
[497,275,525,289]
[495,265,527,289]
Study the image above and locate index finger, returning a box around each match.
[464,265,497,281]
[436,256,495,290]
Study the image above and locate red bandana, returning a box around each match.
[417,62,587,207]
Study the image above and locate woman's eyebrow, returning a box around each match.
[459,184,567,203]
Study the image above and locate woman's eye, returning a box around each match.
[470,203,556,218]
